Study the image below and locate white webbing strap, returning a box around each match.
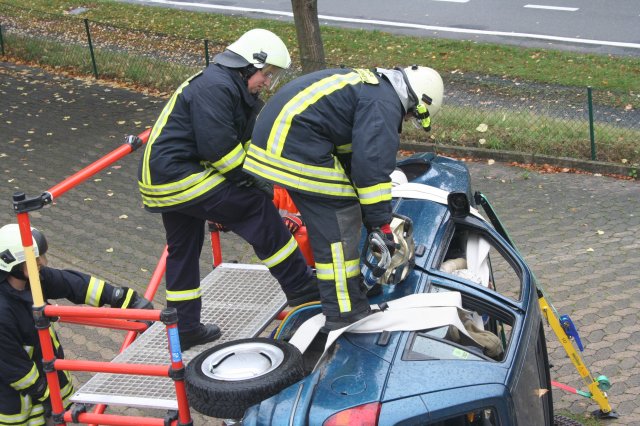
[288,292,480,369]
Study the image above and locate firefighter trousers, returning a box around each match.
[288,191,370,319]
[161,183,312,333]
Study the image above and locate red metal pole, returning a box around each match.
[165,322,192,425]
[64,411,168,426]
[46,129,150,200]
[61,316,148,332]
[55,359,169,376]
[45,305,160,321]
[210,230,222,267]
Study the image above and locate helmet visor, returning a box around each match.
[261,64,287,90]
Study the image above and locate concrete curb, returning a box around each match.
[400,142,638,178]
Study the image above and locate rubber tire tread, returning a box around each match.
[185,337,306,419]
[553,414,583,426]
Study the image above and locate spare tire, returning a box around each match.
[185,337,305,419]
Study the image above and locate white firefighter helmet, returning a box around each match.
[0,224,48,273]
[215,28,291,70]
[403,65,444,118]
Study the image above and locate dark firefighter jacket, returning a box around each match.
[138,63,262,212]
[0,268,122,425]
[244,68,403,228]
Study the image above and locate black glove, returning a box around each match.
[282,214,303,234]
[369,223,396,257]
[251,176,274,198]
[111,287,153,309]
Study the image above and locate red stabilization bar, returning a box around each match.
[47,129,150,199]
[55,359,169,376]
[65,411,170,426]
[45,305,160,322]
[61,317,148,332]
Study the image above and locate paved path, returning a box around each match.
[1,62,639,424]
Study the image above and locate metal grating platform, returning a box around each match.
[71,263,286,409]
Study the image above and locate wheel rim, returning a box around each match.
[201,342,285,381]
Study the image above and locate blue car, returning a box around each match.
[185,153,574,426]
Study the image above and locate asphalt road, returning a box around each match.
[120,0,640,56]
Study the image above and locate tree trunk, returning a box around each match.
[291,0,326,73]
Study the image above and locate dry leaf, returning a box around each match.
[119,214,128,219]
[535,388,549,397]
[106,247,114,253]
[487,159,495,165]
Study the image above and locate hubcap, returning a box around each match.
[201,342,285,381]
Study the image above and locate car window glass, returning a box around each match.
[439,225,522,302]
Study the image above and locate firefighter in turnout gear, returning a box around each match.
[0,224,152,426]
[138,29,319,350]
[245,66,444,330]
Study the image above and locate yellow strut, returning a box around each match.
[538,295,612,414]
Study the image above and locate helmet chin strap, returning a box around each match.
[376,68,414,113]
[9,265,27,282]
[240,65,259,86]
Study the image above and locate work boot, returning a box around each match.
[322,307,371,332]
[285,274,320,307]
[179,323,222,351]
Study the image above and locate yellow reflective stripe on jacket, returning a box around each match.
[212,143,246,174]
[11,364,39,391]
[244,146,357,198]
[0,394,45,425]
[140,172,225,208]
[248,145,351,182]
[335,143,352,154]
[141,73,201,185]
[330,242,351,312]
[262,236,298,269]
[267,72,364,156]
[166,287,202,302]
[85,276,105,306]
[23,345,34,358]
[138,169,216,195]
[356,182,392,205]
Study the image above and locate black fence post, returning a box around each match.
[204,39,210,66]
[587,86,596,161]
[0,25,5,56]
[83,18,99,79]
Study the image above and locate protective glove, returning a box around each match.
[282,214,303,234]
[251,176,274,198]
[369,223,396,257]
[111,287,153,309]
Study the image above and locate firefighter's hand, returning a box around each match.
[111,287,153,309]
[369,224,396,257]
[251,177,274,198]
[282,214,303,234]
[129,291,154,310]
